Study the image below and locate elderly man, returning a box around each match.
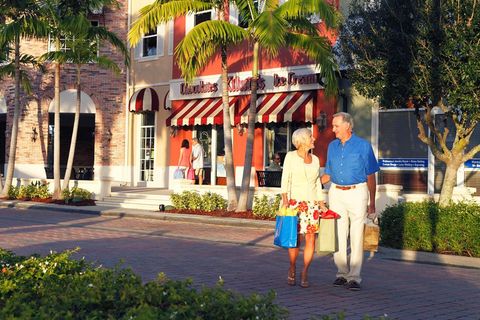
[321,112,379,291]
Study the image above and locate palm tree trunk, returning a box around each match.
[1,35,21,197]
[438,159,462,207]
[220,45,238,211]
[52,37,62,199]
[62,65,81,190]
[237,41,259,211]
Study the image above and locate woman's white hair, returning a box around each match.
[291,128,312,149]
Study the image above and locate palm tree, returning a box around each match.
[234,0,339,211]
[40,13,129,190]
[0,0,47,197]
[37,0,119,199]
[129,0,248,211]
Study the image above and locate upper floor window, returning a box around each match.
[48,20,100,55]
[134,24,166,60]
[195,10,212,25]
[186,9,215,33]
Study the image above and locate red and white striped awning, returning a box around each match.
[166,97,237,126]
[129,88,160,113]
[236,91,314,124]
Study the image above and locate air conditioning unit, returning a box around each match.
[89,5,104,14]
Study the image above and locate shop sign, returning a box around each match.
[170,65,323,100]
[379,158,428,168]
[465,159,480,169]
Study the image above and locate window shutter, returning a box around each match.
[229,5,238,25]
[168,19,174,56]
[133,42,142,60]
[185,13,194,34]
[157,24,165,56]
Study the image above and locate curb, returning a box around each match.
[1,200,479,270]
[0,200,275,229]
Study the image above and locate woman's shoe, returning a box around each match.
[300,272,309,288]
[287,269,296,286]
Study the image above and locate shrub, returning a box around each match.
[30,181,51,199]
[253,194,281,218]
[7,186,18,200]
[380,201,480,257]
[0,249,288,319]
[170,191,227,211]
[62,187,93,202]
[202,192,227,211]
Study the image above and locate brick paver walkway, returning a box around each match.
[0,208,479,320]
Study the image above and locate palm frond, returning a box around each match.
[276,0,338,29]
[175,20,248,82]
[39,50,72,64]
[251,10,287,57]
[129,0,214,46]
[94,55,121,74]
[90,26,130,66]
[285,32,338,95]
[284,16,319,35]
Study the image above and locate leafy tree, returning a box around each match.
[40,13,128,191]
[129,0,248,211]
[0,0,47,197]
[37,0,119,199]
[234,0,339,211]
[340,0,480,206]
[130,0,339,211]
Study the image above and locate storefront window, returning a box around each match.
[216,126,225,178]
[265,123,311,167]
[196,126,211,168]
[140,113,155,182]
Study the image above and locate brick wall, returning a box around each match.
[0,1,128,169]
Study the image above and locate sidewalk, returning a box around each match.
[1,199,479,270]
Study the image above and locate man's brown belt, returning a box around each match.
[335,185,356,190]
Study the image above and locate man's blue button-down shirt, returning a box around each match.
[325,134,380,185]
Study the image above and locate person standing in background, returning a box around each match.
[177,139,191,177]
[191,137,205,185]
[267,153,283,171]
[321,112,379,291]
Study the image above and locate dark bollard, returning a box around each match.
[159,204,165,212]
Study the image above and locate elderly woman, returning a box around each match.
[281,128,327,288]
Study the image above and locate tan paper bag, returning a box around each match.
[363,218,380,252]
[316,218,338,255]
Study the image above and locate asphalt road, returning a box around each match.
[0,207,479,320]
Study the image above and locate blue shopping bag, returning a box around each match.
[273,215,298,248]
[173,168,184,179]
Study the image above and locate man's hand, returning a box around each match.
[367,204,376,216]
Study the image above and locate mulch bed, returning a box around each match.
[164,209,275,221]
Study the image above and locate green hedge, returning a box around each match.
[380,201,480,257]
[253,194,281,218]
[0,248,288,319]
[170,191,227,211]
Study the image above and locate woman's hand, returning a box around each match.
[319,201,328,212]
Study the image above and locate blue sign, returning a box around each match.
[379,158,428,168]
[465,159,480,168]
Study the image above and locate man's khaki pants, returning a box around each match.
[328,183,368,283]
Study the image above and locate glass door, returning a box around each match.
[140,113,155,182]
